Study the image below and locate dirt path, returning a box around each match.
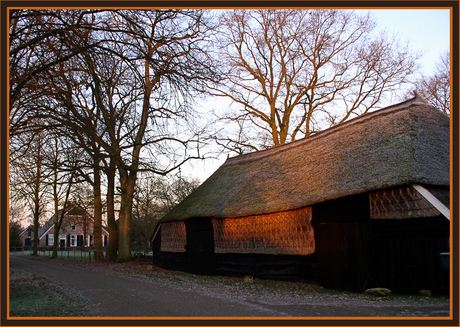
[9,255,451,318]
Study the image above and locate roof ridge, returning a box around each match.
[225,96,432,165]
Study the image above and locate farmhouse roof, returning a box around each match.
[161,95,450,222]
[37,205,107,239]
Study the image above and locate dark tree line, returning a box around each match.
[9,9,218,261]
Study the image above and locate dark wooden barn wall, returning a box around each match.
[312,193,450,294]
[312,193,371,224]
[152,192,449,294]
[312,193,374,292]
[152,219,317,281]
[215,253,317,282]
[372,217,450,295]
[313,221,375,293]
[151,226,188,271]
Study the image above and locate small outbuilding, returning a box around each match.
[151,95,451,294]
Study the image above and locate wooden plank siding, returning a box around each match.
[312,193,450,294]
[372,217,450,294]
[313,221,375,293]
[215,253,317,282]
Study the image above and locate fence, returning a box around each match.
[10,246,107,261]
[9,246,153,260]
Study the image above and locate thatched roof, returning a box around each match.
[162,95,450,222]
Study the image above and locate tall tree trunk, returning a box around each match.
[51,160,59,258]
[51,171,74,258]
[116,58,151,262]
[117,169,136,261]
[93,162,104,260]
[32,205,39,256]
[106,159,117,261]
[32,145,41,256]
[51,204,59,258]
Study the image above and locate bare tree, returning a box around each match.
[9,129,51,255]
[24,9,218,261]
[43,138,78,258]
[132,173,200,253]
[208,9,421,149]
[412,52,450,115]
[99,10,217,261]
[9,9,105,136]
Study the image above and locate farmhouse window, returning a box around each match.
[160,221,187,253]
[70,235,77,247]
[48,234,54,246]
[212,207,315,255]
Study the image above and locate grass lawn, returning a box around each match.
[9,270,97,317]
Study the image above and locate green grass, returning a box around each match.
[9,274,97,317]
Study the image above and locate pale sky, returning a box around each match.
[182,8,452,182]
[362,9,451,75]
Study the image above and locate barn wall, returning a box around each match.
[372,217,449,294]
[312,192,450,294]
[151,225,188,272]
[369,185,440,219]
[314,221,375,293]
[215,253,317,282]
[212,207,314,255]
[312,192,371,224]
[152,189,449,294]
[152,211,317,280]
[160,221,186,252]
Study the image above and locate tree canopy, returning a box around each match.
[208,9,421,150]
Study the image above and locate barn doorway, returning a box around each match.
[185,218,215,275]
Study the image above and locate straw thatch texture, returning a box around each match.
[369,186,440,219]
[212,207,314,255]
[160,221,186,252]
[161,96,449,222]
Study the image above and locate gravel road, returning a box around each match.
[9,254,451,319]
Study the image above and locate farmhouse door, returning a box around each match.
[185,218,215,275]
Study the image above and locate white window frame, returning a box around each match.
[48,234,54,246]
[70,235,77,247]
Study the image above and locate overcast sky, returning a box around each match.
[183,8,452,182]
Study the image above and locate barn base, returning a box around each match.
[215,253,317,283]
[151,250,318,284]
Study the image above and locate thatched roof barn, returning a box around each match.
[151,95,450,294]
[161,94,449,221]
